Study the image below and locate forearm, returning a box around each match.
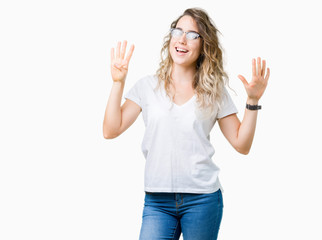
[231,56,270,154]
[103,81,125,138]
[236,98,259,154]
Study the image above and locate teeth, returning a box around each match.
[176,47,188,53]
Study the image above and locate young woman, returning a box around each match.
[103,8,270,240]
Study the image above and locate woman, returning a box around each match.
[103,8,270,240]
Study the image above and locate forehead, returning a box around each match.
[176,15,198,31]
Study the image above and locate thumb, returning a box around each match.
[238,75,248,87]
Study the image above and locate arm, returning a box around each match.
[218,98,258,155]
[218,57,270,155]
[103,82,141,139]
[103,40,140,139]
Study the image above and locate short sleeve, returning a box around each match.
[216,87,238,119]
[123,78,144,108]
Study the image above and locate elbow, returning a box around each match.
[103,133,116,139]
[103,127,119,139]
[235,146,250,155]
[239,149,250,155]
[103,131,119,139]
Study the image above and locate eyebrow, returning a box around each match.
[176,27,199,34]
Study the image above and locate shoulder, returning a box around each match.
[143,74,158,84]
[135,74,159,89]
[133,74,156,85]
[221,86,236,102]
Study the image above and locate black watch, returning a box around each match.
[246,103,262,110]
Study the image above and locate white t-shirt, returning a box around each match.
[124,74,238,193]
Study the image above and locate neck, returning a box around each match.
[171,63,196,85]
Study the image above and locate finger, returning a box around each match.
[261,60,266,77]
[125,44,135,64]
[264,68,270,82]
[116,41,121,59]
[257,57,261,76]
[120,40,127,59]
[252,58,256,76]
[238,75,248,87]
[111,48,115,62]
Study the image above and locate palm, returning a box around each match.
[238,57,270,100]
[110,41,135,83]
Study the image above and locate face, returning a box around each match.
[169,15,202,68]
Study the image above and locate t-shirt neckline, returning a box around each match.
[153,75,196,108]
[172,94,196,108]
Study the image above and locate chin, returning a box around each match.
[170,53,196,68]
[172,58,197,68]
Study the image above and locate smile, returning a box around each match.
[175,47,189,53]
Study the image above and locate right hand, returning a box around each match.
[110,40,135,83]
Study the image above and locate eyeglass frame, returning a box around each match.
[170,28,202,40]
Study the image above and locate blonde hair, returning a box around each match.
[155,8,230,117]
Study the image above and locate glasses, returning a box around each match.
[170,28,201,41]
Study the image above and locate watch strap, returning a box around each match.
[246,103,262,110]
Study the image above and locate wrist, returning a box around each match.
[246,97,259,105]
[113,80,125,86]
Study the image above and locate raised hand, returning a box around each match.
[238,57,270,101]
[110,40,135,83]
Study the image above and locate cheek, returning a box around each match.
[193,43,202,55]
[169,38,176,49]
[190,45,201,59]
[169,41,177,58]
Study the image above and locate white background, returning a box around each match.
[1,0,321,239]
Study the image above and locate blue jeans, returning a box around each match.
[139,188,223,240]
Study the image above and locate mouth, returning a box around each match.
[175,47,189,53]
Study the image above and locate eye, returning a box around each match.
[171,28,183,37]
[186,32,200,40]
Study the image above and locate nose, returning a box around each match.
[178,32,187,44]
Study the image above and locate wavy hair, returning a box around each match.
[155,8,230,117]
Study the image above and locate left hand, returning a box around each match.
[238,57,270,102]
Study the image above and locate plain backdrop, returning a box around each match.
[1,0,321,239]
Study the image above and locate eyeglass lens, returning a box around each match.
[171,28,200,40]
